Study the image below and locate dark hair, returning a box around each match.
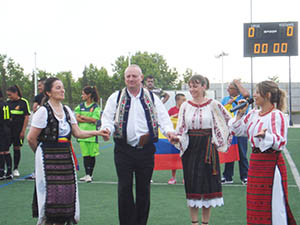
[41,77,60,105]
[83,86,99,103]
[146,75,154,80]
[7,85,22,97]
[188,75,209,96]
[38,77,47,83]
[175,93,185,102]
[256,80,287,112]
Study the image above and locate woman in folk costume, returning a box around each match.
[172,75,232,225]
[27,77,104,225]
[229,80,296,225]
[75,86,101,183]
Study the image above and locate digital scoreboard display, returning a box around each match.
[244,22,298,57]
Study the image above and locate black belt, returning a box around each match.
[252,148,278,154]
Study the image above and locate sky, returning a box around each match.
[1,0,299,84]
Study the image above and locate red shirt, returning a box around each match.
[168,106,179,117]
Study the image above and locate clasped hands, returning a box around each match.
[167,132,180,145]
[97,129,180,144]
[97,128,111,141]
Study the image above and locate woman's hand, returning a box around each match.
[99,128,111,141]
[235,99,248,120]
[20,131,25,139]
[254,128,267,138]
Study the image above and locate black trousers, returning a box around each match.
[114,143,155,225]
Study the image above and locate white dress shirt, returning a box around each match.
[100,88,174,147]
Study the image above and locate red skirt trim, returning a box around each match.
[247,152,296,225]
[187,192,222,200]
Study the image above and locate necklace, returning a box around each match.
[259,105,275,116]
[48,101,64,118]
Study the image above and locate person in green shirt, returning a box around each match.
[75,86,101,182]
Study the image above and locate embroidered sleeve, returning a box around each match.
[229,109,255,137]
[154,94,174,135]
[259,111,287,151]
[209,100,232,152]
[175,103,189,153]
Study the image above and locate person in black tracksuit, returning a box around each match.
[6,85,31,177]
[0,89,12,180]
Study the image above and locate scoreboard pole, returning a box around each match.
[289,57,293,126]
[250,0,254,100]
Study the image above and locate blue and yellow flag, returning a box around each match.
[154,117,182,170]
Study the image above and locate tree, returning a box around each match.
[0,55,8,98]
[56,71,77,108]
[78,64,113,106]
[112,51,179,90]
[0,54,32,101]
[175,68,194,90]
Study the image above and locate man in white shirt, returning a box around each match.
[100,64,177,225]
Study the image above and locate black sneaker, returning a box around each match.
[221,177,233,184]
[5,174,13,180]
[241,178,248,185]
[0,176,5,181]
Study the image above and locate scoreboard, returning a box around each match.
[244,22,298,57]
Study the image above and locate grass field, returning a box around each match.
[0,128,299,225]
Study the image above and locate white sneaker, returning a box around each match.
[79,175,87,181]
[13,169,20,177]
[85,175,92,183]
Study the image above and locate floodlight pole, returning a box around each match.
[34,52,37,96]
[215,52,228,100]
[128,52,131,66]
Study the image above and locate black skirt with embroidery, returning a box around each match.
[181,129,222,200]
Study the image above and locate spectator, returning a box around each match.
[6,85,31,177]
[75,86,101,183]
[145,75,170,104]
[221,79,249,185]
[167,93,186,184]
[0,89,12,180]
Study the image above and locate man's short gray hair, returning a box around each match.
[124,64,143,75]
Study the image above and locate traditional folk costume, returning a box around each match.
[175,99,232,208]
[101,87,174,225]
[230,108,296,225]
[32,102,79,225]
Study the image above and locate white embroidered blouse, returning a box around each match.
[175,99,232,155]
[229,108,288,152]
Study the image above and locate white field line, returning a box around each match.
[15,178,299,188]
[284,147,300,192]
